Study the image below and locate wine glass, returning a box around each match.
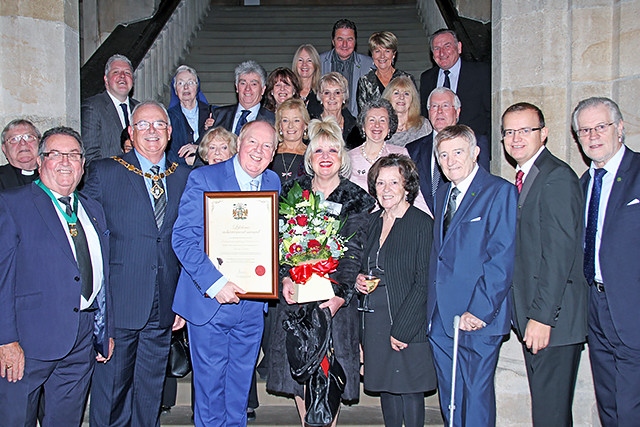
[358,271,380,313]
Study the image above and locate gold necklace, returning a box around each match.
[111,157,178,199]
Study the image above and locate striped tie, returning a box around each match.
[151,165,167,229]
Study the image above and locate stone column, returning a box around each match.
[0,0,80,164]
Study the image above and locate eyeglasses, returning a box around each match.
[132,120,169,131]
[175,80,198,88]
[42,150,83,161]
[576,122,614,138]
[502,127,542,138]
[5,134,38,144]
[428,103,454,111]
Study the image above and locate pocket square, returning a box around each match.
[627,198,639,206]
[470,216,482,222]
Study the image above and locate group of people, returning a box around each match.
[0,14,636,427]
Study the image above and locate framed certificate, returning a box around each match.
[204,191,279,299]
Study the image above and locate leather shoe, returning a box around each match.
[246,409,256,422]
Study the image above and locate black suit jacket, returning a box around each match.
[419,60,491,139]
[580,147,640,348]
[211,103,275,132]
[0,164,39,191]
[511,148,588,346]
[82,151,189,329]
[406,133,441,213]
[81,91,139,163]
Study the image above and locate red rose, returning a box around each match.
[302,189,310,200]
[307,239,321,249]
[296,215,308,226]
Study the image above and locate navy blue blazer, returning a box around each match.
[0,184,113,360]
[580,147,640,349]
[81,91,139,163]
[211,103,275,132]
[172,157,281,326]
[167,100,211,166]
[419,60,491,140]
[428,167,517,337]
[82,150,189,329]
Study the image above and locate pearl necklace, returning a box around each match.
[361,142,386,164]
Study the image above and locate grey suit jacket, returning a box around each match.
[81,91,139,163]
[511,148,588,346]
[320,49,374,116]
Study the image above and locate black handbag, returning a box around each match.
[304,344,346,426]
[167,328,191,378]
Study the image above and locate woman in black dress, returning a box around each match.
[269,98,309,183]
[267,117,375,426]
[355,154,436,427]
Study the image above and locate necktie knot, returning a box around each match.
[235,110,251,136]
[594,168,607,182]
[150,165,160,175]
[250,179,259,191]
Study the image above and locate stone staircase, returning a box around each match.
[173,4,432,106]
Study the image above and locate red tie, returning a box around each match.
[515,170,524,193]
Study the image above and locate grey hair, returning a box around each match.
[571,96,625,142]
[38,127,85,157]
[434,124,477,154]
[357,98,398,140]
[105,54,133,76]
[429,29,459,51]
[2,119,41,144]
[131,100,172,127]
[317,72,350,104]
[427,87,461,110]
[234,60,267,87]
[173,65,199,90]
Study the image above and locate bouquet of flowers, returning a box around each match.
[279,182,351,303]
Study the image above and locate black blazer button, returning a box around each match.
[74,276,80,281]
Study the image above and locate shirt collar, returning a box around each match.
[452,163,479,197]
[106,90,130,109]
[233,155,262,190]
[516,146,546,178]
[134,149,166,174]
[590,144,625,177]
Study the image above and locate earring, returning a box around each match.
[279,130,284,136]
[303,129,309,139]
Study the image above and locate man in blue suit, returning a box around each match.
[428,125,517,426]
[211,60,275,135]
[0,127,113,426]
[573,97,640,427]
[172,120,280,426]
[84,101,189,427]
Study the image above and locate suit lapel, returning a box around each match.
[121,151,157,225]
[442,169,484,246]
[602,149,633,236]
[32,185,77,265]
[102,91,123,129]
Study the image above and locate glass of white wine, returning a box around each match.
[358,272,380,313]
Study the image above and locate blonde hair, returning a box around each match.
[317,72,349,104]
[198,127,237,162]
[292,44,322,92]
[304,117,351,178]
[382,76,422,130]
[275,99,310,144]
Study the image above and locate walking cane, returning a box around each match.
[448,315,461,427]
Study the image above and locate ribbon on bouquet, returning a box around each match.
[289,257,340,284]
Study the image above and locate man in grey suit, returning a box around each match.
[81,54,139,163]
[320,19,374,116]
[502,102,587,426]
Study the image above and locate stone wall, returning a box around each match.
[0,0,80,164]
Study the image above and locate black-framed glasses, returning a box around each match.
[576,122,614,138]
[42,150,83,162]
[5,134,38,144]
[132,120,169,131]
[502,127,542,138]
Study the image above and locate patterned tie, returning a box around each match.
[234,109,251,136]
[432,162,442,197]
[250,179,259,191]
[119,103,130,128]
[443,70,451,89]
[584,168,607,283]
[58,196,93,301]
[515,170,524,193]
[150,165,167,229]
[443,187,460,236]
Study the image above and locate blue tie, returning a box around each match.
[584,168,607,283]
[234,110,251,136]
[443,70,451,89]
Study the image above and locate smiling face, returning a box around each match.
[364,107,390,144]
[372,46,395,72]
[37,134,85,196]
[310,137,341,180]
[296,49,315,79]
[319,82,345,115]
[431,32,462,71]
[104,60,134,102]
[237,121,276,178]
[279,108,306,144]
[206,137,233,164]
[175,70,198,108]
[130,104,172,164]
[375,166,406,212]
[436,136,479,186]
[236,72,265,109]
[576,104,624,168]
[428,91,460,132]
[502,109,547,166]
[2,123,39,170]
[389,87,412,115]
[332,28,356,60]
[272,78,295,107]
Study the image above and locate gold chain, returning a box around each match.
[111,156,178,181]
